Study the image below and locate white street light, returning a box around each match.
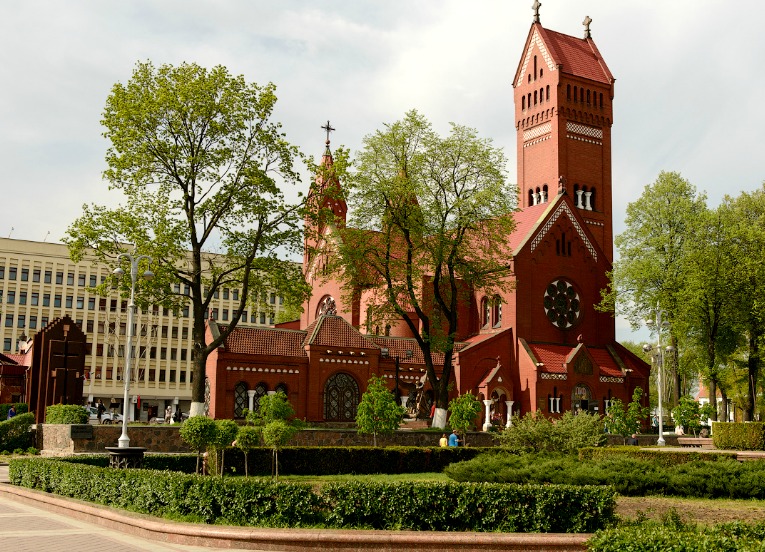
[113,253,153,448]
[643,305,674,446]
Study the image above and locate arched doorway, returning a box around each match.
[323,372,360,421]
[572,383,592,413]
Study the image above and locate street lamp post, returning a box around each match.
[113,253,153,448]
[643,306,674,447]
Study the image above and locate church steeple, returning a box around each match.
[513,10,616,261]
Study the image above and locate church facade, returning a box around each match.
[205,10,650,425]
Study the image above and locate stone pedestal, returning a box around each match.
[105,446,147,469]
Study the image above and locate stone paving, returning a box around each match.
[0,464,261,552]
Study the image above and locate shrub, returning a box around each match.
[713,422,765,450]
[179,416,217,474]
[498,410,604,453]
[45,404,88,424]
[0,412,35,451]
[448,393,482,446]
[356,376,405,447]
[9,456,616,533]
[589,519,765,551]
[0,403,28,420]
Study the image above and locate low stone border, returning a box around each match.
[0,483,589,552]
[677,437,715,449]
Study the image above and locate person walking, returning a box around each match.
[7,405,16,419]
[448,429,461,447]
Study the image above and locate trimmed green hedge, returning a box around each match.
[0,403,28,420]
[9,457,615,532]
[589,520,765,551]
[712,422,765,450]
[209,446,487,476]
[45,404,88,424]
[446,451,765,499]
[579,446,735,467]
[0,412,35,451]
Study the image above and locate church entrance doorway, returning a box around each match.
[323,372,359,421]
[572,383,593,414]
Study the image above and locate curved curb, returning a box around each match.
[0,483,589,551]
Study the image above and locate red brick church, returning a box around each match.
[205,8,650,426]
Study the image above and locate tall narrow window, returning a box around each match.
[533,55,537,79]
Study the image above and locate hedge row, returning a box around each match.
[0,403,28,420]
[589,520,765,551]
[45,404,88,424]
[206,446,488,476]
[0,412,35,451]
[445,452,765,499]
[712,422,765,450]
[579,446,735,467]
[9,457,616,532]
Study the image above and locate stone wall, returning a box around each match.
[36,424,498,454]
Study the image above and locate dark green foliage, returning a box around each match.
[179,416,218,473]
[713,422,765,450]
[9,457,615,533]
[45,405,89,424]
[445,451,765,499]
[579,446,734,467]
[0,412,35,451]
[498,410,605,453]
[0,403,28,419]
[589,518,765,552]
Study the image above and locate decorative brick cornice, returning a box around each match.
[531,202,597,262]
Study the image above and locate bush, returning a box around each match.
[589,519,765,551]
[498,410,605,453]
[9,456,616,533]
[445,450,765,499]
[713,422,765,450]
[0,412,35,451]
[579,446,734,467]
[45,405,88,424]
[0,403,28,420]
[179,416,218,474]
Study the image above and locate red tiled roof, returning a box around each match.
[305,315,378,350]
[508,202,552,253]
[588,347,624,378]
[539,26,614,84]
[224,327,307,358]
[0,353,21,365]
[527,342,624,377]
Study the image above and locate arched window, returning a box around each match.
[534,90,537,105]
[234,381,248,418]
[492,296,502,327]
[599,92,603,108]
[522,96,525,110]
[528,93,531,107]
[275,382,288,396]
[481,297,490,327]
[539,87,543,103]
[567,84,571,100]
[253,382,268,414]
[546,85,550,101]
[533,55,537,79]
[572,383,592,413]
[528,74,532,83]
[324,373,360,421]
[540,68,543,78]
[528,189,534,207]
[587,89,591,104]
[316,295,336,317]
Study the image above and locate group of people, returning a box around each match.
[439,430,462,447]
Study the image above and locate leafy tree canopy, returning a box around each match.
[64,62,310,414]
[356,375,405,446]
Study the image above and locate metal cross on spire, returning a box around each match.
[321,120,335,144]
[583,15,592,38]
[532,0,541,23]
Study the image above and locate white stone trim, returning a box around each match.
[516,29,557,87]
[540,372,567,380]
[523,121,551,142]
[530,202,598,262]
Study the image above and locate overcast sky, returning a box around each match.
[1,1,763,341]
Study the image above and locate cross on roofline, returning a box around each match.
[583,15,593,38]
[321,120,335,144]
[532,0,541,23]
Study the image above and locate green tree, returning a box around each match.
[600,172,707,406]
[605,387,649,444]
[179,415,217,474]
[355,376,405,446]
[672,396,714,437]
[233,425,260,477]
[245,391,302,479]
[448,392,482,446]
[64,61,310,416]
[213,419,239,476]
[720,186,765,421]
[329,110,517,428]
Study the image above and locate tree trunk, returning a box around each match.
[708,379,718,421]
[746,332,760,422]
[720,389,728,422]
